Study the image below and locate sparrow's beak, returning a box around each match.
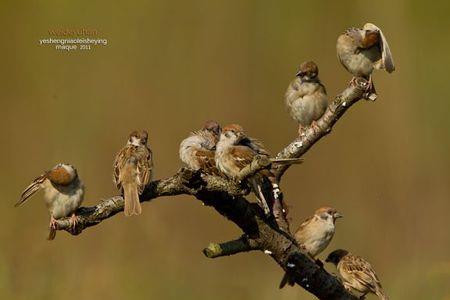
[295,71,303,77]
[334,212,343,219]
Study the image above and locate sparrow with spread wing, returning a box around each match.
[337,23,395,99]
[326,249,389,300]
[16,163,85,240]
[114,130,153,217]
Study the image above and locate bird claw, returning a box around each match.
[310,121,321,134]
[297,125,307,137]
[349,77,359,86]
[49,217,58,230]
[69,213,79,231]
[363,75,377,101]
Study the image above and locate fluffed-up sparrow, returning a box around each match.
[326,249,389,300]
[279,206,343,288]
[336,23,395,99]
[285,61,328,135]
[16,163,85,240]
[114,130,153,217]
[179,120,221,175]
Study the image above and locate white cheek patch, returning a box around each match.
[130,137,141,146]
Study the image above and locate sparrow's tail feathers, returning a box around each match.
[16,175,46,207]
[270,158,303,165]
[48,228,56,240]
[123,182,142,217]
[248,177,271,215]
[279,272,296,289]
[375,287,389,300]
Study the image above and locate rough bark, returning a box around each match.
[53,78,369,300]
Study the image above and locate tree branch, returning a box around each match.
[203,235,260,258]
[52,79,368,299]
[266,78,368,236]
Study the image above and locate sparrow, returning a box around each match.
[16,163,85,240]
[285,61,328,135]
[114,130,153,217]
[279,206,343,288]
[179,120,221,175]
[336,23,395,99]
[215,124,300,215]
[326,249,389,300]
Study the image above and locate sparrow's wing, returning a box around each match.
[341,255,380,293]
[113,147,130,190]
[364,23,395,73]
[194,149,218,175]
[16,173,47,207]
[229,145,256,170]
[294,216,314,244]
[239,137,270,157]
[136,147,153,194]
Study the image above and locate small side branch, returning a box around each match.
[203,235,260,258]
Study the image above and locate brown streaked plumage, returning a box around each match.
[215,125,273,214]
[16,163,85,240]
[285,61,328,135]
[215,124,300,215]
[336,23,395,99]
[279,206,342,288]
[326,249,389,300]
[114,130,153,217]
[179,120,221,175]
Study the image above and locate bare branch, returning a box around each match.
[55,169,248,234]
[203,235,260,258]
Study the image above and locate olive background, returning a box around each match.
[1,0,449,299]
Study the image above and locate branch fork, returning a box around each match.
[51,80,369,300]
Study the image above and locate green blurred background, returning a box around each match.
[1,0,449,299]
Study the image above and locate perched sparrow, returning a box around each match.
[16,163,85,240]
[285,61,328,135]
[326,249,389,300]
[215,124,299,214]
[336,23,395,99]
[279,206,343,288]
[179,120,221,175]
[114,130,153,217]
